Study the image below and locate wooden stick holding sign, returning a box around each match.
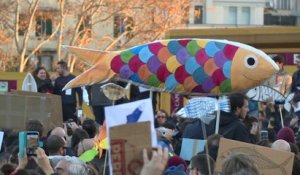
[279,106,284,128]
[200,120,212,175]
[215,106,221,134]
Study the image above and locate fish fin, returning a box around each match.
[63,59,115,90]
[279,154,293,175]
[285,93,295,102]
[62,45,114,66]
[284,93,295,111]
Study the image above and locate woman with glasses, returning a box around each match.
[155,109,169,128]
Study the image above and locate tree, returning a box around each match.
[60,0,189,72]
[15,0,62,72]
[0,0,189,72]
[0,0,61,72]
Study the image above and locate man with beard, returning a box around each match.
[53,61,83,122]
[218,92,251,143]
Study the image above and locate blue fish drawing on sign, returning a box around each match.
[177,96,230,124]
[126,105,143,123]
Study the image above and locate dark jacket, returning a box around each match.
[53,74,82,105]
[182,112,251,143]
[182,119,202,139]
[218,111,250,143]
[35,78,53,93]
[86,84,112,106]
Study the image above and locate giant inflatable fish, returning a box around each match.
[63,39,279,95]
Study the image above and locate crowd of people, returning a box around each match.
[1,55,300,175]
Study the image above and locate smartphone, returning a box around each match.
[77,109,83,118]
[260,130,268,141]
[26,131,39,156]
[19,131,39,157]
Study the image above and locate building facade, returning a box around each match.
[188,0,300,27]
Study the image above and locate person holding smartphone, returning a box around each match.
[12,147,55,175]
[19,131,40,158]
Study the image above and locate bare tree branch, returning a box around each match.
[14,0,20,53]
[25,23,61,65]
[19,0,41,72]
[57,0,65,61]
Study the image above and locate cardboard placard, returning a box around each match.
[109,122,152,175]
[215,138,294,175]
[0,91,63,133]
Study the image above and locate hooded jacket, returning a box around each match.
[182,112,250,143]
[218,111,250,143]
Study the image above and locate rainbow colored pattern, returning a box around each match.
[110,39,238,94]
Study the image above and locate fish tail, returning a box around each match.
[279,155,293,175]
[124,83,131,100]
[63,58,115,90]
[218,96,230,112]
[284,93,294,111]
[62,45,113,66]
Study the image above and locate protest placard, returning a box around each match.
[105,98,157,147]
[215,138,294,175]
[180,138,206,161]
[0,91,63,132]
[109,122,152,175]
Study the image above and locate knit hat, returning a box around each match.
[163,164,188,175]
[277,127,295,143]
[167,155,188,172]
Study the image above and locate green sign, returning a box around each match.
[0,81,8,92]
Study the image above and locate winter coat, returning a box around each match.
[218,111,251,143]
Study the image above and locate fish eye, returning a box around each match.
[244,56,257,69]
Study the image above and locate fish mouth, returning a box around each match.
[242,74,262,82]
[246,90,257,99]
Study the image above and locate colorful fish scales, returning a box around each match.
[111,39,238,94]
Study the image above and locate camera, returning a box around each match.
[65,119,74,136]
[260,130,268,141]
[19,131,43,157]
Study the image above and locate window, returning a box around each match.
[18,14,28,36]
[241,7,250,25]
[194,6,203,24]
[113,15,134,39]
[227,6,237,24]
[38,55,53,71]
[264,14,296,25]
[272,0,296,10]
[36,17,52,37]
